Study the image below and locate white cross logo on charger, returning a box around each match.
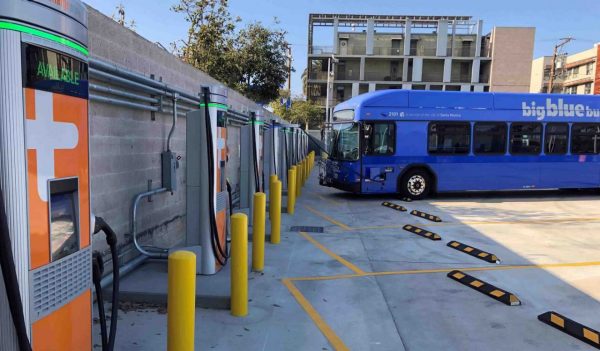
[26,90,79,202]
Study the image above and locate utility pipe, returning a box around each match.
[131,187,169,259]
[89,83,159,104]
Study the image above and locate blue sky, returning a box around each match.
[84,0,600,97]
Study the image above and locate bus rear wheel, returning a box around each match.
[400,169,431,200]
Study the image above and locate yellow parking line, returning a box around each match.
[300,232,365,275]
[282,278,349,351]
[304,205,352,231]
[288,260,600,282]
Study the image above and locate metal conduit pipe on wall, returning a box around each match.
[89,83,159,104]
[131,187,169,259]
[90,57,201,104]
[90,94,159,112]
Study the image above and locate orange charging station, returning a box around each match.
[0,0,92,350]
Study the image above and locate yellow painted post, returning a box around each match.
[303,159,308,184]
[231,213,248,317]
[288,168,296,215]
[252,192,266,272]
[270,180,282,244]
[168,251,196,351]
[269,175,277,218]
[296,163,302,197]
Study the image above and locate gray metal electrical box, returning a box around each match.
[161,150,177,191]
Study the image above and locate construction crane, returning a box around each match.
[547,37,574,94]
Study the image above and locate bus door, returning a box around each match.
[361,122,398,193]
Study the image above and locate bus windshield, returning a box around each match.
[331,123,360,161]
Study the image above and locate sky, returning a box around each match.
[84,0,600,97]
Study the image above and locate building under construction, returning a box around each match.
[306,13,535,110]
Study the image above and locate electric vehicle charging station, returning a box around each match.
[263,120,281,192]
[240,110,264,219]
[0,0,93,349]
[185,86,230,275]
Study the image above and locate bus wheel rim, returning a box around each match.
[408,175,425,196]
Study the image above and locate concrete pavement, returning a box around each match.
[97,170,600,350]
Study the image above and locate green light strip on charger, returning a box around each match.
[199,102,228,111]
[0,21,89,56]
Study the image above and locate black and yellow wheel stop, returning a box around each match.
[447,270,521,306]
[402,225,441,241]
[447,241,501,264]
[538,311,600,349]
[400,197,413,202]
[410,210,442,222]
[382,201,407,212]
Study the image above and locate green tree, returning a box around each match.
[171,1,290,103]
[171,0,239,87]
[233,22,290,103]
[270,95,322,130]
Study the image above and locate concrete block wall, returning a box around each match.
[87,6,278,262]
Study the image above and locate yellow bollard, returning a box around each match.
[303,159,308,184]
[231,213,248,317]
[270,180,282,244]
[288,168,296,215]
[296,163,302,197]
[252,192,266,272]
[269,175,277,219]
[168,251,196,351]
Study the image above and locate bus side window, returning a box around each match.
[544,123,568,155]
[473,122,507,155]
[510,123,542,155]
[428,122,470,155]
[364,122,395,155]
[571,123,600,154]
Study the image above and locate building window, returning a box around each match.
[428,122,470,155]
[510,123,542,155]
[545,123,569,155]
[473,122,507,154]
[571,124,600,154]
[363,122,395,155]
[586,62,594,75]
[585,83,592,95]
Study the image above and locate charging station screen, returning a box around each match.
[22,43,88,99]
[49,179,80,262]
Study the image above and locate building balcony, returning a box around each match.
[372,46,404,56]
[310,46,335,55]
[448,45,476,57]
[409,47,437,56]
[309,71,329,80]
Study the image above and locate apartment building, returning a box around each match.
[306,14,535,109]
[530,44,600,95]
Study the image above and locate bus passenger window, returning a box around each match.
[473,122,507,154]
[571,124,600,154]
[545,123,568,155]
[364,122,395,155]
[510,123,542,155]
[428,122,470,155]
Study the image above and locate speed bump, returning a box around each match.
[538,311,600,349]
[410,210,442,222]
[402,225,441,241]
[447,241,500,264]
[447,270,521,306]
[382,201,407,212]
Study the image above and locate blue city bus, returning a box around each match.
[321,90,600,199]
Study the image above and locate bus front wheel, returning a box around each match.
[400,169,431,200]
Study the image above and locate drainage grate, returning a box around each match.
[290,226,324,233]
